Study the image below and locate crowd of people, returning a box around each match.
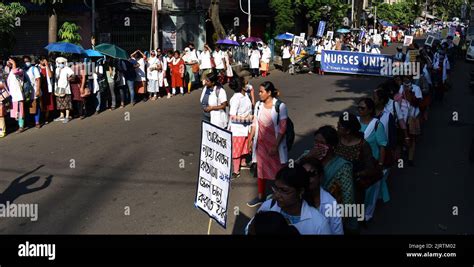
[0,42,266,137]
[241,32,458,235]
[276,19,465,76]
[0,18,461,235]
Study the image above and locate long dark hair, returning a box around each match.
[338,113,363,139]
[314,125,339,148]
[275,164,310,195]
[229,76,244,93]
[260,81,279,98]
[359,98,376,117]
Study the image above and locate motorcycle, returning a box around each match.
[289,54,313,75]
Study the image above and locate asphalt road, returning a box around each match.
[0,43,472,235]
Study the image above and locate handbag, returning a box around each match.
[408,116,421,135]
[0,88,10,102]
[192,63,200,73]
[80,87,91,98]
[54,87,66,97]
[135,81,145,94]
[354,139,384,190]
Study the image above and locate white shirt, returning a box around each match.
[199,50,212,69]
[261,47,272,63]
[7,71,24,102]
[25,66,41,99]
[257,199,332,235]
[397,84,423,118]
[315,45,324,61]
[249,49,261,69]
[213,50,225,70]
[319,188,344,235]
[147,56,160,81]
[228,93,252,136]
[55,66,74,95]
[373,34,382,46]
[135,58,146,82]
[282,46,291,59]
[200,86,228,129]
[186,49,200,64]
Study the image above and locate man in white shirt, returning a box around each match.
[281,44,291,72]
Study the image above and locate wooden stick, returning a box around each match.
[207,218,213,235]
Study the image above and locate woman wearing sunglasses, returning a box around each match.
[249,164,332,235]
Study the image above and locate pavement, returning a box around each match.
[0,42,472,235]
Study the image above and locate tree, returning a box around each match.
[30,0,63,44]
[375,0,421,26]
[58,22,81,44]
[270,0,350,35]
[209,0,226,40]
[0,2,27,54]
[270,0,296,34]
[295,0,350,31]
[431,0,468,20]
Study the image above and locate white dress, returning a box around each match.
[225,53,233,77]
[228,93,252,137]
[249,49,261,69]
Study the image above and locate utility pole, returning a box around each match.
[374,6,377,31]
[351,0,355,28]
[240,0,251,36]
[154,0,160,50]
[92,0,96,39]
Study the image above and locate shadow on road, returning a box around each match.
[0,165,53,205]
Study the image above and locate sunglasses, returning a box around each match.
[358,106,367,110]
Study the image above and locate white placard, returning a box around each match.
[326,31,334,40]
[195,121,232,228]
[425,35,435,47]
[403,35,413,46]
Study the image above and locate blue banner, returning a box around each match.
[317,21,326,37]
[321,50,394,76]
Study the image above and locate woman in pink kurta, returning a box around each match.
[247,81,288,208]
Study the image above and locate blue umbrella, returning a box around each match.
[216,39,240,46]
[336,28,351,34]
[84,49,104,57]
[44,42,85,54]
[275,33,294,41]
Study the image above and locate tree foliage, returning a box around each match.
[270,0,350,34]
[0,2,27,54]
[375,0,421,26]
[296,0,350,30]
[269,0,295,34]
[0,2,27,34]
[58,22,81,44]
[431,0,469,20]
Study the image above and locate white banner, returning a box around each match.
[195,121,232,228]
